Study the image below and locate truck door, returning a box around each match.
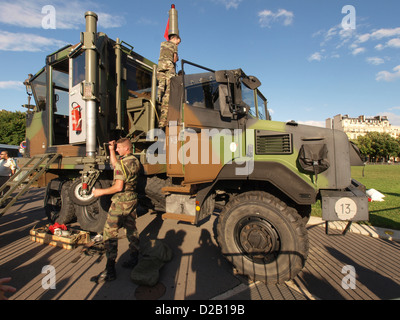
[69,52,87,144]
[180,72,240,184]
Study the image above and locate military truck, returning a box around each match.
[0,7,368,284]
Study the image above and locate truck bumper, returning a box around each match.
[321,179,369,222]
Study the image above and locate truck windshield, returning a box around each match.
[30,70,47,111]
[242,82,268,120]
[256,90,267,120]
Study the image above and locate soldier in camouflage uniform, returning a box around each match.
[157,34,181,128]
[91,138,140,283]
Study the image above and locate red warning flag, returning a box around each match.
[164,18,169,41]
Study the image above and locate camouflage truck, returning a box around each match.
[0,8,368,284]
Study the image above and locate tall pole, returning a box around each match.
[83,11,98,158]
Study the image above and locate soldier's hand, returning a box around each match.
[109,140,116,151]
[92,187,101,198]
[174,53,179,63]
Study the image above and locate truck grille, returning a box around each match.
[256,133,292,155]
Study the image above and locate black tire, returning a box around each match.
[217,191,309,284]
[75,197,110,234]
[44,179,76,224]
[144,175,171,212]
[74,179,112,234]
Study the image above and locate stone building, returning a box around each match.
[325,114,400,140]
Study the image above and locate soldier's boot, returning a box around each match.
[122,251,139,269]
[91,259,116,283]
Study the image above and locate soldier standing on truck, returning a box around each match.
[91,138,140,283]
[157,33,181,128]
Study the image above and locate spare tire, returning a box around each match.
[44,179,76,224]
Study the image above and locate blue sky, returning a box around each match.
[0,0,399,126]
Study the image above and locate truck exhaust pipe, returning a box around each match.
[83,11,98,158]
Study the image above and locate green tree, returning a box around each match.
[355,132,400,162]
[354,134,372,159]
[0,110,26,145]
[397,137,400,157]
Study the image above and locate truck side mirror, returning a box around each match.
[218,84,232,118]
[242,76,261,90]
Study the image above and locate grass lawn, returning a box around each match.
[311,165,400,230]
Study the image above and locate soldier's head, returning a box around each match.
[169,34,181,45]
[0,150,9,160]
[116,138,133,156]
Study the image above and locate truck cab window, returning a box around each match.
[52,60,69,145]
[30,71,47,111]
[72,53,85,87]
[185,73,220,110]
[241,83,257,118]
[52,68,69,116]
[256,90,267,120]
[126,59,152,96]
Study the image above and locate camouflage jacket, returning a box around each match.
[158,40,178,72]
[111,153,140,202]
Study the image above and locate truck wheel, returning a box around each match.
[44,179,76,224]
[74,178,112,233]
[69,179,100,206]
[74,197,110,233]
[144,175,171,211]
[217,191,309,284]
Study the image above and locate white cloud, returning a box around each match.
[297,120,325,128]
[352,47,366,55]
[357,33,371,43]
[0,81,24,90]
[213,0,243,9]
[373,38,400,51]
[0,1,41,28]
[366,57,384,65]
[370,27,400,40]
[0,31,67,52]
[376,65,400,82]
[0,0,125,29]
[387,38,400,48]
[308,51,323,62]
[310,24,400,70]
[258,9,294,28]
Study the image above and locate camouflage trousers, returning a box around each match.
[157,69,175,127]
[103,199,139,261]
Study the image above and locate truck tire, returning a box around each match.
[144,175,171,212]
[70,177,112,233]
[217,191,309,284]
[74,197,110,234]
[69,179,100,206]
[44,179,76,224]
